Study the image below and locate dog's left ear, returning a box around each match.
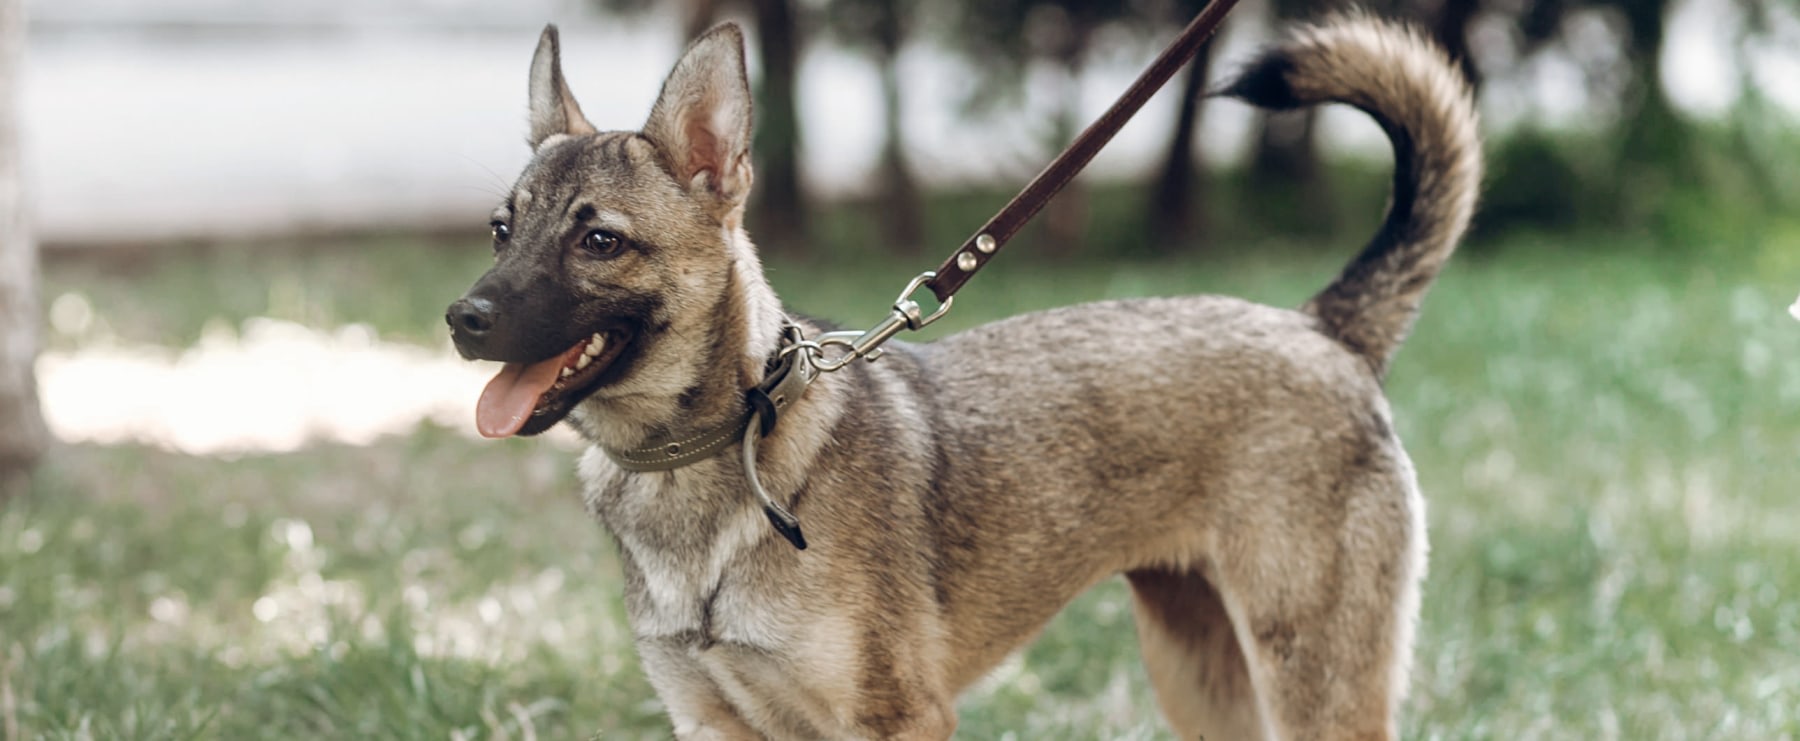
[528,25,598,148]
[642,23,754,219]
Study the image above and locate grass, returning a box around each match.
[10,229,1800,739]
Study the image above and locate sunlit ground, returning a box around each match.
[6,236,1800,739]
[38,316,503,454]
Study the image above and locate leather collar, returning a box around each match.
[601,331,815,472]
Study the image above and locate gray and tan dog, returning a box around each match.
[446,13,1480,740]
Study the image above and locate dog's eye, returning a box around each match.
[582,230,627,258]
[490,221,511,245]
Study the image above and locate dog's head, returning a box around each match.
[447,24,758,438]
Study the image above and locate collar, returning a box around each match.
[600,327,816,473]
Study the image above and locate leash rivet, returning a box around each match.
[975,233,997,254]
[956,251,978,271]
[666,443,682,456]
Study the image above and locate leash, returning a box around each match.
[785,0,1243,373]
[605,0,1242,550]
[924,0,1243,305]
[764,0,1246,378]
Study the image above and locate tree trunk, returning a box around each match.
[1,0,49,498]
[1041,19,1094,260]
[1615,0,1687,223]
[1251,109,1319,182]
[1617,0,1681,161]
[1428,0,1481,88]
[1248,0,1329,234]
[1148,40,1215,251]
[747,0,809,254]
[1248,107,1329,232]
[873,1,924,255]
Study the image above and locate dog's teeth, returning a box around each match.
[577,354,591,370]
[561,367,573,378]
[584,341,602,358]
[591,332,606,348]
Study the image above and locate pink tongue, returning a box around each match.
[475,356,566,438]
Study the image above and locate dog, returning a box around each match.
[446,13,1479,740]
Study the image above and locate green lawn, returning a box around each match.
[8,232,1800,739]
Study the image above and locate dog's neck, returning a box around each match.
[569,223,785,452]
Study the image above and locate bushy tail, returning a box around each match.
[1223,14,1482,379]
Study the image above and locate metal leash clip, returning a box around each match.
[811,271,953,372]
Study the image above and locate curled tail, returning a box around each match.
[1223,14,1482,380]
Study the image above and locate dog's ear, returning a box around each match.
[642,23,754,219]
[528,25,597,148]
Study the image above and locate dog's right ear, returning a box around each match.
[527,25,597,148]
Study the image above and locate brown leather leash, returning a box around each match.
[924,0,1243,304]
[793,0,1245,371]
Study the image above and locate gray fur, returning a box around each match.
[452,14,1480,740]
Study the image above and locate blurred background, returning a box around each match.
[2,0,1799,738]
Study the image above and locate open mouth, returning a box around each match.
[474,329,631,438]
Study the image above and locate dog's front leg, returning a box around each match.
[835,654,959,741]
[672,717,762,741]
[844,696,958,741]
[637,641,763,740]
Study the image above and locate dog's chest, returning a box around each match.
[648,576,865,739]
[577,455,783,642]
[579,457,866,736]
[616,505,780,643]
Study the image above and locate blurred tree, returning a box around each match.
[603,0,1772,253]
[1144,0,1222,251]
[1476,0,1706,229]
[745,0,811,254]
[1247,0,1331,234]
[951,0,1136,258]
[1,0,49,497]
[596,0,812,253]
[1147,47,1215,250]
[1419,0,1481,86]
[1716,0,1789,216]
[823,0,927,254]
[684,0,725,38]
[1609,0,1692,221]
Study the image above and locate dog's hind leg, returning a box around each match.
[1127,567,1270,741]
[1215,468,1427,741]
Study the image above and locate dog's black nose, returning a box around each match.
[447,297,496,337]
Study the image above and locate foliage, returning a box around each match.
[569,0,1800,256]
